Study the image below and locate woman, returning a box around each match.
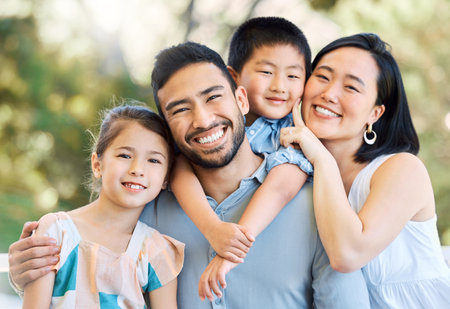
[281,33,450,308]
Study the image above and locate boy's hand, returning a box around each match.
[198,255,238,301]
[8,221,60,290]
[205,221,254,263]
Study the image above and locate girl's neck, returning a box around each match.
[68,198,144,253]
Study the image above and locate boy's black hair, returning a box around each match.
[312,33,419,163]
[228,16,311,79]
[151,41,237,117]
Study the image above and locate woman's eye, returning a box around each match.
[346,85,360,93]
[316,74,329,81]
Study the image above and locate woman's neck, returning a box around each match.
[322,139,368,195]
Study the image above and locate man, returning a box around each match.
[9,42,369,308]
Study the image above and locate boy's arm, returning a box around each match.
[238,163,307,237]
[171,155,253,262]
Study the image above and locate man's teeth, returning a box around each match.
[198,130,224,144]
[125,183,145,190]
[315,106,340,117]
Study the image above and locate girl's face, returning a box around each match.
[302,47,384,145]
[92,121,170,210]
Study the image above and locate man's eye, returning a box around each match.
[173,107,189,115]
[207,94,220,102]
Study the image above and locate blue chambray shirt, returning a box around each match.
[246,115,313,177]
[140,156,369,309]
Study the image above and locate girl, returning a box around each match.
[22,103,184,308]
[281,33,450,308]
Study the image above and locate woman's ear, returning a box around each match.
[235,86,250,116]
[227,65,240,84]
[370,104,385,124]
[91,152,102,178]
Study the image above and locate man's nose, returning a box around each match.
[192,106,215,129]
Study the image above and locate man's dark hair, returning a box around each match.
[228,16,311,79]
[151,41,237,116]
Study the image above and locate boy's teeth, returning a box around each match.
[198,130,224,144]
[315,106,340,117]
[125,183,144,190]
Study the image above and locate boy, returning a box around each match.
[171,17,313,300]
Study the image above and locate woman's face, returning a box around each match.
[302,47,384,145]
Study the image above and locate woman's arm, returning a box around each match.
[148,278,178,309]
[281,102,434,272]
[171,155,253,262]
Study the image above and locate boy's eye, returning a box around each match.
[148,158,161,164]
[288,74,300,79]
[258,71,272,75]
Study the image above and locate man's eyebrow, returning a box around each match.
[316,65,365,87]
[199,85,224,96]
[165,98,188,113]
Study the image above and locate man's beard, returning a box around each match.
[177,116,245,169]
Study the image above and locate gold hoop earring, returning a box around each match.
[364,124,377,145]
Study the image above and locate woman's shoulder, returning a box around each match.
[377,152,427,176]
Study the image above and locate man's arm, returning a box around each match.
[8,221,60,293]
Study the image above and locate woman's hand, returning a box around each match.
[8,221,60,290]
[280,101,328,165]
[198,255,239,301]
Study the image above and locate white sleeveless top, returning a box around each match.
[348,154,450,308]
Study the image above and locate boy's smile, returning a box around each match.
[235,44,306,124]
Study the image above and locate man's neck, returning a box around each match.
[192,138,262,204]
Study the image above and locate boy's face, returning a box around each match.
[235,44,305,122]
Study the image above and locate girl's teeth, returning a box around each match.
[198,130,224,144]
[126,184,144,189]
[315,106,340,117]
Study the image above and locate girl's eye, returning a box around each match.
[288,74,300,79]
[118,154,131,159]
[148,158,161,164]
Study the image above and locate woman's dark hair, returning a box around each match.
[312,33,419,162]
[89,99,174,199]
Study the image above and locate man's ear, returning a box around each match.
[91,152,102,178]
[227,65,239,84]
[235,86,249,116]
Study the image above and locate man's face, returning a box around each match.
[157,62,249,168]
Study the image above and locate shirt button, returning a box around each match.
[215,298,222,305]
[211,251,216,258]
[249,129,255,135]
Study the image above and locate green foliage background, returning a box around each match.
[1,0,449,252]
